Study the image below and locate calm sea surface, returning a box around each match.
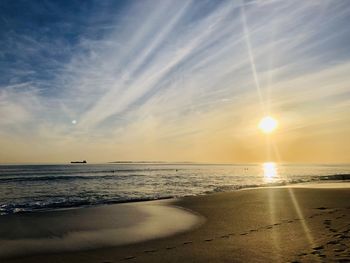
[0,163,349,215]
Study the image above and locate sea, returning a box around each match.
[0,163,349,215]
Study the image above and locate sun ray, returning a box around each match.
[270,140,316,248]
[240,3,266,115]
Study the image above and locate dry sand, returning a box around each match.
[2,185,350,263]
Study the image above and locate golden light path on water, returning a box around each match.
[263,162,277,182]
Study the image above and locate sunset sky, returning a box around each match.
[0,0,349,164]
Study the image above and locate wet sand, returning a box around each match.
[0,200,200,259]
[2,184,350,262]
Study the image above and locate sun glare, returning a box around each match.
[263,162,277,181]
[258,116,278,134]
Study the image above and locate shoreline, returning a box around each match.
[2,182,350,262]
[2,174,349,216]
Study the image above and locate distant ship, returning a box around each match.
[70,160,87,164]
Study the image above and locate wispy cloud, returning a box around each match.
[0,0,350,162]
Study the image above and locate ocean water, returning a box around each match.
[0,163,349,215]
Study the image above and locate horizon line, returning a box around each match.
[0,161,349,166]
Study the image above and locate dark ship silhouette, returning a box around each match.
[70,160,87,164]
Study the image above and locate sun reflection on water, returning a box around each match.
[263,162,278,182]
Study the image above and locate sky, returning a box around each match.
[0,0,350,164]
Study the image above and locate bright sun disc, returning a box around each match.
[259,116,278,133]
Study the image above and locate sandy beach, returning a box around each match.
[2,184,350,263]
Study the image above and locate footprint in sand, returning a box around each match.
[311,250,321,255]
[327,240,338,245]
[312,245,324,250]
[166,246,176,250]
[333,233,344,238]
[123,256,136,260]
[316,207,328,210]
[323,219,332,226]
[336,215,346,219]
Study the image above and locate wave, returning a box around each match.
[1,173,348,216]
[0,196,173,216]
[0,168,178,177]
[210,179,308,193]
[0,174,145,183]
[319,174,350,180]
[211,174,350,193]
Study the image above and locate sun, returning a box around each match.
[258,116,278,134]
